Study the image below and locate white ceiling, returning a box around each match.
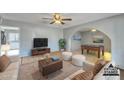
[0,13,121,29]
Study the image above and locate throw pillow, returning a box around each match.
[71,71,94,80]
[0,55,10,72]
[51,56,59,61]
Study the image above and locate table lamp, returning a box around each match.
[103,52,112,62]
[1,44,10,55]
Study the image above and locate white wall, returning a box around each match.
[71,32,81,51]
[81,31,111,52]
[1,19,63,56]
[63,14,124,69]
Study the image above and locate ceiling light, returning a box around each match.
[91,29,97,32]
[55,20,61,24]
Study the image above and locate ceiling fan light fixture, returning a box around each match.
[55,20,61,24]
[54,13,60,19]
[42,13,72,25]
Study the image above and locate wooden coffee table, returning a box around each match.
[38,58,63,76]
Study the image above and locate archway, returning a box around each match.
[70,28,111,63]
[70,29,111,52]
[67,27,112,52]
[66,28,112,64]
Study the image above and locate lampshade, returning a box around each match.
[103,52,112,62]
[1,44,10,51]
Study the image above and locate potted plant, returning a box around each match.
[58,39,66,51]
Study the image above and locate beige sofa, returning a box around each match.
[65,62,120,80]
[0,56,21,80]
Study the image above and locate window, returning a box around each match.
[9,33,19,42]
[8,32,20,56]
[8,33,19,50]
[0,26,20,56]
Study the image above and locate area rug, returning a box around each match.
[18,51,97,80]
[18,60,81,80]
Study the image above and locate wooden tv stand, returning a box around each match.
[31,48,50,56]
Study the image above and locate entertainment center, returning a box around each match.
[31,38,50,56]
[31,48,50,56]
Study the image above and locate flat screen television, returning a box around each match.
[33,38,48,48]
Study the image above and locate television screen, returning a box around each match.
[33,38,48,48]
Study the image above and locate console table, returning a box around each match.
[31,48,50,56]
[81,45,104,58]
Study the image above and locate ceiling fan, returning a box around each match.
[42,13,72,25]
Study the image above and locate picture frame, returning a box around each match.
[93,36,104,43]
[73,34,81,41]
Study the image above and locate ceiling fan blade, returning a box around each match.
[62,18,72,21]
[42,18,52,20]
[50,21,55,24]
[61,21,65,25]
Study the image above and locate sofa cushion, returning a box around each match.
[71,71,94,80]
[0,61,20,80]
[93,60,106,76]
[0,55,10,72]
[64,70,84,80]
[93,62,120,80]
